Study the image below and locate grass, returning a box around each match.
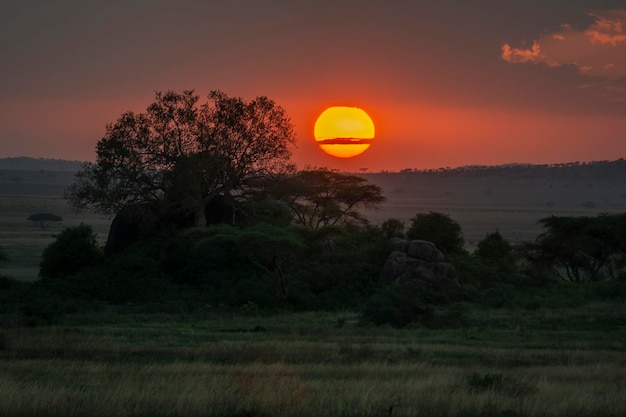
[0,195,110,281]
[1,168,625,416]
[1,306,625,417]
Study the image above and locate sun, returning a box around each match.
[314,106,375,158]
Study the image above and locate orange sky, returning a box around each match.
[1,1,625,171]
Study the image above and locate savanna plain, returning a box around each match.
[1,162,626,417]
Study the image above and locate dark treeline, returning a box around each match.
[391,158,626,181]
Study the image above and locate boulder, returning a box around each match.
[406,240,444,262]
[379,239,458,291]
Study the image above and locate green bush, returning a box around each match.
[39,224,102,281]
[475,230,516,272]
[406,211,465,254]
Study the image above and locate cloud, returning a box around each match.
[502,9,626,80]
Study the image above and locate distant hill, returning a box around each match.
[0,157,85,172]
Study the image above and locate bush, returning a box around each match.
[406,211,465,254]
[475,230,515,272]
[39,223,102,281]
[381,218,405,238]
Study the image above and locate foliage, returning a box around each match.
[193,223,305,301]
[65,90,296,227]
[39,224,103,281]
[26,213,63,230]
[258,168,385,229]
[159,223,391,309]
[406,211,465,254]
[519,214,626,282]
[380,218,405,238]
[475,230,516,272]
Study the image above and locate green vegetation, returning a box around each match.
[407,211,465,254]
[0,304,625,417]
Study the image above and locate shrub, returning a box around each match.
[475,230,515,272]
[406,211,464,254]
[39,224,102,281]
[381,218,405,238]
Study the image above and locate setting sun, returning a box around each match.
[314,107,375,158]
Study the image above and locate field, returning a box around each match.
[1,305,625,417]
[1,165,626,416]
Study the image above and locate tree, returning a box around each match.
[39,224,102,281]
[66,90,296,227]
[259,168,385,229]
[381,218,405,238]
[475,230,515,272]
[406,211,465,254]
[27,213,63,230]
[519,214,626,282]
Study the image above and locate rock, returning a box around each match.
[406,240,444,262]
[379,240,458,291]
[390,237,409,251]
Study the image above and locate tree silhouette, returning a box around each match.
[520,214,626,282]
[66,90,296,227]
[27,213,63,230]
[258,168,385,229]
[406,211,465,254]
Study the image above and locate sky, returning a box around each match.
[1,0,625,172]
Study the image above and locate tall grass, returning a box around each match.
[1,306,625,416]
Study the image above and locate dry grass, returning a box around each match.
[0,307,625,417]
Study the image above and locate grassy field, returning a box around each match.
[1,167,626,416]
[1,305,625,417]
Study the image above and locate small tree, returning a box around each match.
[39,224,102,281]
[27,213,63,230]
[406,211,465,254]
[259,168,385,229]
[475,230,515,272]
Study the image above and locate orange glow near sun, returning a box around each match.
[314,106,375,158]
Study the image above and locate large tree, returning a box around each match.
[66,90,296,226]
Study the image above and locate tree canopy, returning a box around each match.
[520,214,626,282]
[258,168,386,229]
[66,90,296,226]
[406,211,465,254]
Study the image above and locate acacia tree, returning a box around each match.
[258,168,385,229]
[66,90,296,227]
[520,214,626,282]
[27,213,63,230]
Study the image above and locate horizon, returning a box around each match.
[1,155,623,175]
[1,2,625,171]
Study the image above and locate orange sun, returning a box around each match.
[314,106,375,158]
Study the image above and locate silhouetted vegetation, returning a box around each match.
[27,213,63,230]
[66,90,296,229]
[406,211,465,255]
[519,213,626,282]
[39,224,102,282]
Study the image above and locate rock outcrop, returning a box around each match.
[380,239,458,291]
